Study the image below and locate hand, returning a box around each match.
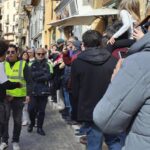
[107,37,116,45]
[24,96,30,104]
[16,82,23,88]
[111,58,124,81]
[5,95,13,101]
[133,28,144,40]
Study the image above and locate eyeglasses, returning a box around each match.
[36,53,45,56]
[6,51,16,55]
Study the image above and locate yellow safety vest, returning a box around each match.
[47,62,54,74]
[4,60,27,97]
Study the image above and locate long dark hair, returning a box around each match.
[20,51,29,63]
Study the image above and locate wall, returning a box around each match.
[29,0,44,48]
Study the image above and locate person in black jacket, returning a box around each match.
[28,48,51,136]
[71,30,124,150]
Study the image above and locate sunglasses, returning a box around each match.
[36,53,45,56]
[6,51,16,54]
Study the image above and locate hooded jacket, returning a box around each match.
[71,47,117,122]
[93,34,150,150]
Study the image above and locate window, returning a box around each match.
[13,15,15,22]
[12,26,15,32]
[14,1,16,7]
[83,0,93,6]
[7,2,9,9]
[83,0,90,5]
[6,26,8,33]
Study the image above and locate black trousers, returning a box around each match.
[1,97,24,143]
[28,96,48,128]
[69,93,78,121]
[107,39,135,53]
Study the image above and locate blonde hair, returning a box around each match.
[119,0,141,22]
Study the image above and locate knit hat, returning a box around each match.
[56,38,65,45]
[72,40,81,50]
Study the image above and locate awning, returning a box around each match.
[50,8,119,27]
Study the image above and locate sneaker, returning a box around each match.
[0,142,8,150]
[12,142,20,150]
[79,136,87,145]
[22,121,29,126]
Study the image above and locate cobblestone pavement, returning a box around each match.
[8,102,86,150]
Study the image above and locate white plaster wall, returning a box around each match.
[29,0,44,48]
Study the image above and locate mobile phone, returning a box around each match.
[118,51,122,59]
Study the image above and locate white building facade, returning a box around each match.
[29,0,44,48]
[1,0,20,44]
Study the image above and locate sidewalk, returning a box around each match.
[8,101,85,150]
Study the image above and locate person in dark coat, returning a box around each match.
[28,48,51,136]
[71,30,123,150]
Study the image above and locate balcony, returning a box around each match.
[4,32,14,36]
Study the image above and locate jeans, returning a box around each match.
[28,96,48,128]
[86,123,103,150]
[86,123,124,150]
[2,97,24,143]
[63,88,72,113]
[104,134,124,150]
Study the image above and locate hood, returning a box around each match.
[78,47,111,65]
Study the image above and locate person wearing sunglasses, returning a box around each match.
[28,48,53,136]
[0,40,24,150]
[0,44,30,150]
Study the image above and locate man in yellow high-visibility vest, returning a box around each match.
[0,40,22,150]
[0,44,30,150]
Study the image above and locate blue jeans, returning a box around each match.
[63,88,72,113]
[86,123,103,150]
[104,134,124,150]
[86,123,124,150]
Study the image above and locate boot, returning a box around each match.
[37,128,46,136]
[27,124,33,133]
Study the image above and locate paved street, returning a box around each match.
[8,101,86,150]
[7,101,108,150]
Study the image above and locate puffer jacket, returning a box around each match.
[93,48,150,149]
[30,59,51,96]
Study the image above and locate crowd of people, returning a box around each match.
[1,0,150,150]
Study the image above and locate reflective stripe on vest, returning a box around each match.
[4,60,27,97]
